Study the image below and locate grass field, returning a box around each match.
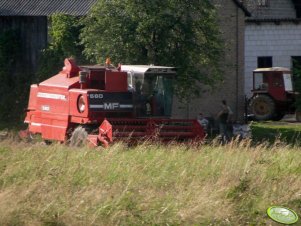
[0,130,301,225]
[251,121,301,145]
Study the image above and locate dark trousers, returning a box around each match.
[219,122,232,143]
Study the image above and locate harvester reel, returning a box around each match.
[70,126,88,146]
[250,95,275,121]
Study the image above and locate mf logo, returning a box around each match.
[104,103,119,110]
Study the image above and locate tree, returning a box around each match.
[36,14,85,82]
[292,59,301,111]
[81,0,224,100]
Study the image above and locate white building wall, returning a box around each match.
[245,22,301,96]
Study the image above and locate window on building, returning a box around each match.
[296,6,301,18]
[292,1,301,18]
[257,0,269,7]
[257,57,273,68]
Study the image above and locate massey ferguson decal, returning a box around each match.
[90,103,134,110]
[88,92,133,111]
[37,92,67,101]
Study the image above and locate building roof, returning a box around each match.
[0,0,251,17]
[232,0,251,17]
[246,0,299,21]
[0,0,98,16]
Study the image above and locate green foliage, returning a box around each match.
[50,14,82,57]
[292,59,301,111]
[81,0,224,100]
[36,14,85,82]
[251,121,301,145]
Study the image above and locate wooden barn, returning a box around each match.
[0,0,97,74]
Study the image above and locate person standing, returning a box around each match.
[217,100,233,143]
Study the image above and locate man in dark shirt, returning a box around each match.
[217,100,233,143]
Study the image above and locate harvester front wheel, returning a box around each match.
[70,126,88,146]
[250,95,275,121]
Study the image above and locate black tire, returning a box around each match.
[250,95,275,121]
[272,112,285,121]
[70,126,88,146]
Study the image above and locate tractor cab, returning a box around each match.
[250,67,297,121]
[121,65,176,118]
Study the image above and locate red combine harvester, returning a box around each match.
[23,59,205,147]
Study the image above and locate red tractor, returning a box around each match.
[250,67,299,121]
[22,59,205,147]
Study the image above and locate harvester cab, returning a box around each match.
[22,58,205,147]
[121,65,176,118]
[250,67,298,121]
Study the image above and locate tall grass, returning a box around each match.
[0,137,300,225]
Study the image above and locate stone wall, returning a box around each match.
[172,1,246,121]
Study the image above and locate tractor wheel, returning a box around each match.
[272,112,285,121]
[70,126,88,146]
[250,95,275,121]
[296,111,301,122]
